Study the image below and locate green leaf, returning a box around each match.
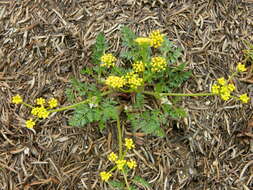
[129,185,138,190]
[133,93,145,108]
[133,176,151,188]
[120,26,139,61]
[68,98,118,130]
[65,88,75,103]
[98,121,106,132]
[69,104,90,127]
[108,180,125,189]
[92,32,107,66]
[162,104,187,119]
[121,26,137,48]
[80,67,94,75]
[71,78,87,95]
[127,110,165,137]
[160,38,182,64]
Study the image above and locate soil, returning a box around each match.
[0,0,252,190]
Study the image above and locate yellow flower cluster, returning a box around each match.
[151,56,167,72]
[237,63,247,72]
[48,98,58,109]
[11,95,59,129]
[149,30,165,48]
[105,72,144,90]
[101,53,117,68]
[211,77,235,101]
[11,94,23,104]
[100,138,137,182]
[124,72,143,89]
[105,76,126,88]
[36,97,45,106]
[108,152,118,162]
[127,74,143,89]
[26,119,36,129]
[125,138,135,150]
[31,106,50,119]
[115,159,126,170]
[100,171,112,182]
[29,98,58,128]
[132,61,145,73]
[211,77,250,103]
[135,30,164,48]
[127,159,137,169]
[239,93,250,103]
[135,37,152,46]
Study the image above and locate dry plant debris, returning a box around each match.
[0,0,253,189]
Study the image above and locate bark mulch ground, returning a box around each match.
[0,0,253,189]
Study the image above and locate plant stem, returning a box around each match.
[98,65,102,83]
[116,114,123,158]
[122,170,131,190]
[22,102,34,108]
[228,71,238,82]
[143,90,214,97]
[49,91,112,113]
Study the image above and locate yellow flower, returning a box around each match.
[127,74,143,89]
[133,61,145,73]
[211,84,220,94]
[237,63,247,72]
[125,138,135,150]
[127,159,137,169]
[101,53,117,68]
[151,56,167,72]
[134,37,151,46]
[100,171,112,182]
[239,93,250,103]
[105,76,126,88]
[12,94,23,104]
[220,93,230,101]
[149,30,164,48]
[31,106,49,119]
[37,107,49,119]
[220,86,231,101]
[116,159,126,170]
[108,152,118,162]
[227,84,235,92]
[26,119,35,129]
[48,98,58,109]
[217,77,226,86]
[36,98,46,106]
[31,107,39,116]
[124,72,143,89]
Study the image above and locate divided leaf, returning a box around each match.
[133,176,151,188]
[127,110,165,137]
[69,99,118,131]
[92,32,107,65]
[108,180,125,189]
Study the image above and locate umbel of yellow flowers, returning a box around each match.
[102,30,167,90]
[11,95,59,129]
[134,30,165,48]
[211,63,249,103]
[100,138,137,182]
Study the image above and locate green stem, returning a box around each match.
[49,91,112,113]
[228,71,238,82]
[98,65,102,83]
[116,114,123,158]
[122,169,131,190]
[143,91,214,97]
[22,102,34,108]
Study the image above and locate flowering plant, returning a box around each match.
[11,27,250,189]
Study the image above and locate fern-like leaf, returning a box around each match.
[92,32,107,65]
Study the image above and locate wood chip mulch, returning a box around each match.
[0,0,253,189]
